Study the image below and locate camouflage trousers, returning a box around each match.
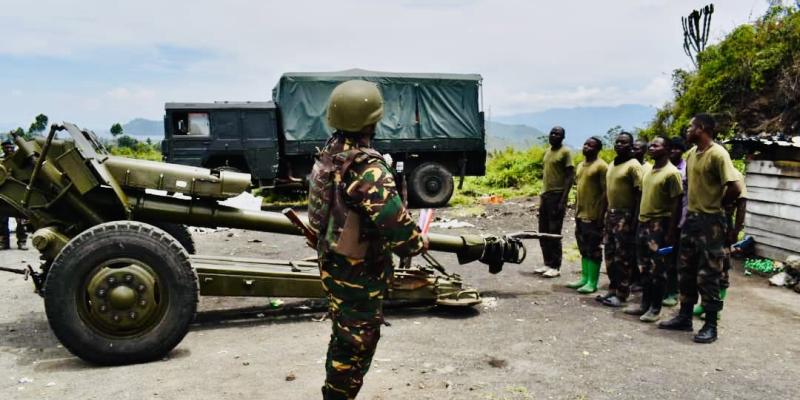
[319,252,392,400]
[720,212,736,290]
[603,209,636,300]
[636,218,670,289]
[576,219,603,261]
[538,191,566,269]
[678,213,728,312]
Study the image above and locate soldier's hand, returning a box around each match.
[422,234,430,251]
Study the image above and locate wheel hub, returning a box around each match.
[424,177,442,194]
[85,262,161,335]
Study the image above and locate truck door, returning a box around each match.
[241,110,279,181]
[166,111,212,167]
[208,110,244,169]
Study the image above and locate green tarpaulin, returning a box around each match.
[272,69,482,142]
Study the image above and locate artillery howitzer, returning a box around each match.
[0,123,558,365]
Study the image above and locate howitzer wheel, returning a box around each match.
[44,221,198,365]
[149,222,196,254]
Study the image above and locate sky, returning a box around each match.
[0,0,772,132]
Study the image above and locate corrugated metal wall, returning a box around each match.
[744,160,800,261]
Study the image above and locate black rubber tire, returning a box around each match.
[408,162,454,208]
[43,221,198,365]
[150,222,196,254]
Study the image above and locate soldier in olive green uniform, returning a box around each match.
[659,114,740,344]
[598,132,643,307]
[623,136,683,322]
[534,126,574,278]
[566,137,607,294]
[308,80,426,399]
[694,172,746,319]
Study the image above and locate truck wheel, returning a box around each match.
[43,221,198,365]
[150,222,196,254]
[408,162,454,208]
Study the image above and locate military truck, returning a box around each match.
[161,69,487,207]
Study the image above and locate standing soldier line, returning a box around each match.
[548,114,744,343]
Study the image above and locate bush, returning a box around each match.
[108,137,162,161]
[643,4,800,138]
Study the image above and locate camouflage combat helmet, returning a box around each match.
[327,80,384,133]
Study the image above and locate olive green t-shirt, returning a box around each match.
[686,143,739,214]
[641,161,653,177]
[542,146,573,193]
[606,158,643,210]
[639,163,683,222]
[576,158,608,221]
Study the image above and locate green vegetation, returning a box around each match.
[107,136,162,161]
[640,4,800,140]
[451,145,616,206]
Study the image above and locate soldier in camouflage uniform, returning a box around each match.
[694,172,746,319]
[597,132,643,308]
[622,136,683,323]
[308,80,426,399]
[659,114,740,344]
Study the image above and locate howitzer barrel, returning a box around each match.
[111,191,534,272]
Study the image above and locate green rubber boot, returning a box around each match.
[577,259,600,294]
[566,258,589,289]
[696,289,727,319]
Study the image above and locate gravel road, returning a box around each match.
[1,198,798,399]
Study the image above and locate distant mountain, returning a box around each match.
[122,118,164,137]
[494,104,656,148]
[485,121,543,151]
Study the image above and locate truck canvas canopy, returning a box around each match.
[273,69,483,142]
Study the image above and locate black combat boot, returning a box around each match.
[693,310,718,343]
[658,302,693,331]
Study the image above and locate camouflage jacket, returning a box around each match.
[308,133,424,261]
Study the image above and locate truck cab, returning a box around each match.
[162,102,280,187]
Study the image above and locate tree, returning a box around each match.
[110,123,124,137]
[602,125,623,148]
[682,4,714,68]
[26,114,49,139]
[116,135,138,149]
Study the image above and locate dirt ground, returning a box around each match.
[1,198,799,399]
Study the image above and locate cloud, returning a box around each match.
[490,75,674,116]
[0,0,769,128]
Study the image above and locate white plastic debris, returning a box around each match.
[430,218,475,229]
[769,272,788,287]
